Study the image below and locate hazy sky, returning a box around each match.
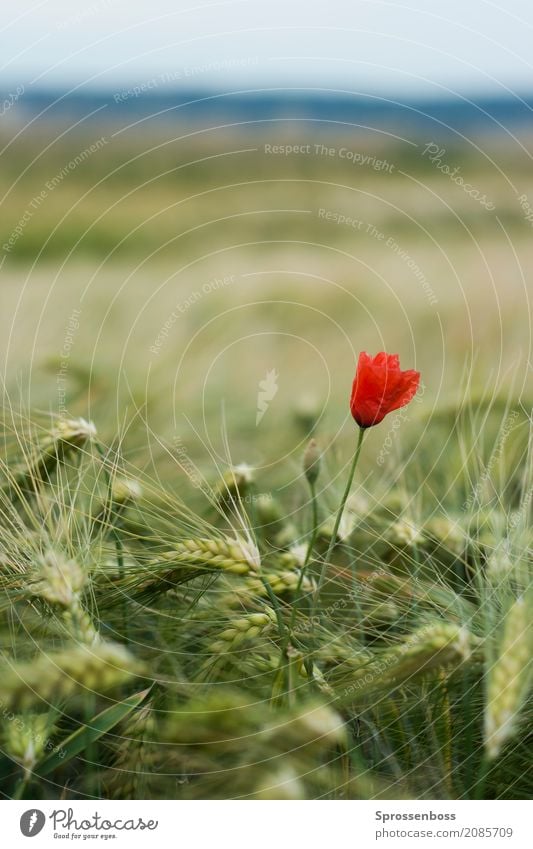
[2,0,533,97]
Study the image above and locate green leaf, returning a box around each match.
[34,688,151,777]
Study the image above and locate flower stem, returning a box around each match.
[307,483,319,556]
[313,426,365,619]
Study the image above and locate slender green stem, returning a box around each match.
[272,478,320,701]
[473,754,491,800]
[291,480,319,616]
[12,771,31,800]
[313,427,365,612]
[304,481,320,566]
[94,440,128,637]
[303,427,365,681]
[261,574,288,642]
[279,481,319,655]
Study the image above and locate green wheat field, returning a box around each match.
[0,123,531,799]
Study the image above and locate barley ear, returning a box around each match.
[484,596,533,760]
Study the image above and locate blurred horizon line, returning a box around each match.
[2,86,533,135]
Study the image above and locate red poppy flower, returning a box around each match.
[350,352,420,428]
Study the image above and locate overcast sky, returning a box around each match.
[2,0,533,97]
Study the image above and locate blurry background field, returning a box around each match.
[1,117,532,492]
